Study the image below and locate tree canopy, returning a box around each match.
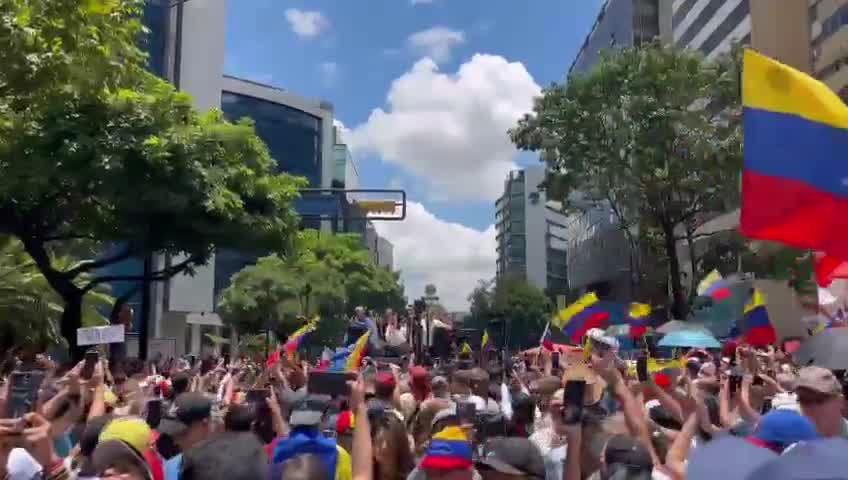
[511,43,742,317]
[466,276,550,349]
[218,230,405,349]
[0,0,305,352]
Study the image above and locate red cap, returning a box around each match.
[375,372,397,398]
[653,373,671,390]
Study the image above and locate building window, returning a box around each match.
[221,91,323,186]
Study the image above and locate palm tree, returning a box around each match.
[0,236,113,350]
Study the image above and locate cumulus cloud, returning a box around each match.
[349,54,541,201]
[375,202,496,311]
[284,9,330,38]
[407,26,465,64]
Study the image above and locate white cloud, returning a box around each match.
[284,9,330,38]
[376,201,496,311]
[407,26,465,64]
[320,61,338,85]
[349,54,541,201]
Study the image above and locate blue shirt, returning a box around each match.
[164,454,182,480]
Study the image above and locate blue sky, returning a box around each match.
[225,0,604,309]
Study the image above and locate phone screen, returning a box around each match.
[760,397,773,415]
[4,370,46,419]
[730,375,742,395]
[81,350,99,380]
[551,352,560,370]
[146,399,162,428]
[562,380,585,425]
[636,355,648,382]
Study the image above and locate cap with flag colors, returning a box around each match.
[740,49,848,258]
[460,342,472,356]
[419,426,473,471]
[626,303,652,338]
[344,331,370,372]
[285,317,319,360]
[554,292,611,344]
[697,270,732,302]
[743,289,776,347]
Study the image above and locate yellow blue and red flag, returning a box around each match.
[554,292,610,344]
[284,317,319,360]
[740,49,848,258]
[344,331,371,372]
[625,303,652,339]
[742,289,776,347]
[481,329,490,350]
[697,270,732,302]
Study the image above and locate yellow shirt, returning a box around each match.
[336,445,352,480]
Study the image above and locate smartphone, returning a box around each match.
[551,352,560,370]
[81,349,99,380]
[562,380,586,425]
[307,371,353,397]
[457,402,477,424]
[645,336,659,358]
[760,397,773,415]
[686,359,701,379]
[246,389,270,404]
[4,369,46,419]
[729,374,742,395]
[636,355,649,382]
[146,399,162,428]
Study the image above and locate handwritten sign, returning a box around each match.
[76,325,125,346]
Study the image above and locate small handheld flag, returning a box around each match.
[345,331,371,372]
[626,303,652,339]
[284,317,319,360]
[554,293,610,344]
[742,289,776,346]
[460,342,472,356]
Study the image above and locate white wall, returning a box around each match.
[163,0,228,315]
[523,166,548,291]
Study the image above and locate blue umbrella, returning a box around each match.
[688,436,775,480]
[658,329,721,349]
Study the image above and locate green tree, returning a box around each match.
[0,236,112,350]
[464,279,494,331]
[492,276,551,349]
[0,0,304,353]
[511,43,742,317]
[218,230,404,349]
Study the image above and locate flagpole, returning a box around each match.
[539,322,550,346]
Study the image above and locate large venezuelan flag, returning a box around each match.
[554,293,611,344]
[742,289,776,347]
[344,331,370,372]
[741,49,848,258]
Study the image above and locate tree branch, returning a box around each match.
[83,253,202,293]
[64,244,137,278]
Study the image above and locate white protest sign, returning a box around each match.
[76,325,125,346]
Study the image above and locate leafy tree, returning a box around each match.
[464,279,494,331]
[218,230,405,348]
[492,275,551,349]
[0,236,112,350]
[511,43,742,318]
[0,0,305,354]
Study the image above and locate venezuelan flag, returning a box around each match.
[344,331,370,372]
[419,426,472,471]
[697,270,732,302]
[554,293,611,344]
[626,303,652,339]
[284,317,319,360]
[743,289,776,347]
[741,49,848,258]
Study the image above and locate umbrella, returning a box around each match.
[793,328,848,370]
[687,436,775,480]
[656,320,711,335]
[746,439,848,480]
[658,330,721,349]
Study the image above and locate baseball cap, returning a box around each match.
[375,372,397,398]
[796,366,842,396]
[289,394,328,427]
[603,435,653,478]
[157,393,212,437]
[749,410,819,451]
[477,437,545,479]
[99,416,153,454]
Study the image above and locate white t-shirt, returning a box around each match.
[7,448,42,480]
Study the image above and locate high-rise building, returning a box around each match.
[809,0,848,95]
[495,166,568,295]
[664,0,752,60]
[569,0,660,75]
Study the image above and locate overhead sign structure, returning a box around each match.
[296,189,407,221]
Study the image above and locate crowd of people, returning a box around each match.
[1,314,847,480]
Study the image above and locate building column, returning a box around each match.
[750,0,812,73]
[190,323,201,355]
